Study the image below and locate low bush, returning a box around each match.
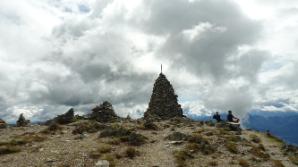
[143,121,158,130]
[72,121,106,134]
[250,146,270,160]
[0,146,21,155]
[166,132,190,141]
[100,126,147,146]
[173,150,193,167]
[41,123,62,134]
[124,147,140,159]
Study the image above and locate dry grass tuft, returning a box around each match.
[0,133,46,147]
[0,146,21,155]
[187,134,216,155]
[289,155,298,165]
[100,126,147,146]
[41,123,62,134]
[208,161,218,166]
[250,146,270,160]
[224,134,242,143]
[124,147,140,159]
[142,121,158,130]
[225,142,238,154]
[89,144,112,159]
[250,134,261,143]
[272,160,285,167]
[97,144,112,153]
[106,138,121,145]
[173,150,193,167]
[102,154,116,167]
[165,132,190,141]
[0,133,46,156]
[72,121,106,134]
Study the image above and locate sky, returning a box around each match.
[0,0,298,122]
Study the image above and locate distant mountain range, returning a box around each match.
[243,111,298,146]
[187,111,298,146]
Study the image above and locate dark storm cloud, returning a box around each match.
[140,0,262,80]
[0,0,296,122]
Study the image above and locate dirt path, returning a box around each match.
[245,131,295,167]
[118,128,176,167]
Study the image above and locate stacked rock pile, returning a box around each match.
[0,119,7,128]
[45,108,75,125]
[16,113,30,127]
[144,73,183,120]
[91,101,118,122]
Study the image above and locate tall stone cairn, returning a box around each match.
[144,73,183,120]
[16,113,30,127]
[45,108,75,125]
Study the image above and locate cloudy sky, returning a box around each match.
[0,0,298,122]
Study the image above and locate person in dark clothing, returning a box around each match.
[213,112,222,122]
[227,110,239,123]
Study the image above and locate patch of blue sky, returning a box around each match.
[78,4,90,13]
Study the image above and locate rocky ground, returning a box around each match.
[0,118,297,167]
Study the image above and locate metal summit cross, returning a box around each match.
[161,64,163,74]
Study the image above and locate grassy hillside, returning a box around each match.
[0,118,297,167]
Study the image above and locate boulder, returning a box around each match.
[90,101,118,122]
[16,113,30,127]
[144,73,183,120]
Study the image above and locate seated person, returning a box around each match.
[212,112,222,122]
[227,110,239,123]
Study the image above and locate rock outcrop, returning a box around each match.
[0,119,7,128]
[46,108,75,125]
[90,101,118,122]
[16,113,30,127]
[144,73,183,120]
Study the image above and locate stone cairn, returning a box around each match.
[144,73,183,120]
[90,101,118,122]
[16,113,30,127]
[0,119,7,128]
[45,108,75,125]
